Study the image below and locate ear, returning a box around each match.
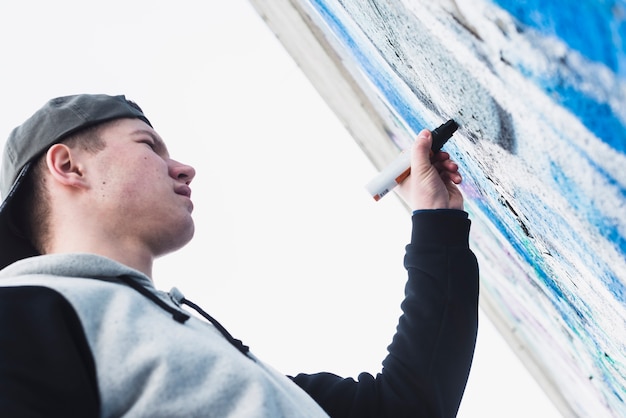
[45,143,89,189]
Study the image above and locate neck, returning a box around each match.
[47,233,155,279]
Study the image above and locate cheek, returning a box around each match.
[94,143,172,188]
[95,157,162,201]
[131,162,172,202]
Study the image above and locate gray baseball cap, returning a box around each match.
[0,94,152,269]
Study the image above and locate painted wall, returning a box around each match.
[272,0,625,415]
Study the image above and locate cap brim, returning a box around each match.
[0,162,39,270]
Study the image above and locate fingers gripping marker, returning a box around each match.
[365,119,458,201]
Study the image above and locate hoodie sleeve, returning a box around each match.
[291,211,479,418]
[0,286,100,417]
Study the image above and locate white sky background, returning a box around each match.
[0,1,560,416]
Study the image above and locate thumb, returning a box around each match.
[412,129,433,174]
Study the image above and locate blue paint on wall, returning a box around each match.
[493,1,626,157]
[549,78,625,154]
[493,0,626,77]
[312,0,429,133]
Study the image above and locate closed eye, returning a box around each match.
[130,129,170,158]
[139,139,157,150]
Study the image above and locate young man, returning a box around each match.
[0,94,478,417]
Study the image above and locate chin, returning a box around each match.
[154,220,195,256]
[174,221,196,249]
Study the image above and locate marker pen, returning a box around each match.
[365,119,458,201]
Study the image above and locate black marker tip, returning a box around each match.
[431,119,458,152]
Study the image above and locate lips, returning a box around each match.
[175,185,192,198]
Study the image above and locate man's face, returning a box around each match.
[83,118,196,257]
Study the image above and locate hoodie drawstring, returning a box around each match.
[118,275,190,323]
[179,297,251,358]
[118,276,251,360]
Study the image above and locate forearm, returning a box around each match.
[387,210,479,416]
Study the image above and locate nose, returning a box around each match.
[169,159,196,185]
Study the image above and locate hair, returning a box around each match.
[16,121,113,253]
